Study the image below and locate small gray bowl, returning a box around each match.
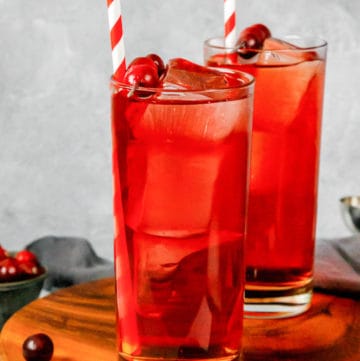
[340,196,360,233]
[0,268,47,330]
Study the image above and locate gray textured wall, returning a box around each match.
[1,0,359,260]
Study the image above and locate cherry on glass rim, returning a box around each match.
[124,57,159,88]
[147,53,166,77]
[236,23,271,59]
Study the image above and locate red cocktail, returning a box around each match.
[111,57,254,360]
[205,28,327,318]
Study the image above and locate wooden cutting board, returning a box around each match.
[0,277,359,361]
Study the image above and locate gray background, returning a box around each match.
[1,0,359,260]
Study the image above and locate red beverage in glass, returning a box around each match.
[111,59,254,360]
[205,35,327,317]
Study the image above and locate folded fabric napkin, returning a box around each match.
[314,235,360,295]
[26,236,114,291]
[26,235,360,296]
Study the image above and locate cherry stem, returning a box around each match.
[127,82,139,98]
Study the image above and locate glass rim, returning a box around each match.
[204,35,328,53]
[110,66,255,94]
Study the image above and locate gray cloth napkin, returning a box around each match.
[26,236,114,291]
[314,235,360,295]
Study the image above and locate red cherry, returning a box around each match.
[0,245,8,261]
[237,23,271,58]
[124,57,159,88]
[15,249,38,264]
[18,261,43,278]
[147,53,166,77]
[22,333,54,361]
[0,257,22,282]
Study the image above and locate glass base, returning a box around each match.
[244,283,313,319]
[119,353,242,361]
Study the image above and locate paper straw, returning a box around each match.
[107,0,126,80]
[224,0,236,48]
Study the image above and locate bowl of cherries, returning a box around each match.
[0,244,47,329]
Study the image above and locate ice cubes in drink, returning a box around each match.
[162,58,240,90]
[131,100,249,142]
[129,58,250,142]
[253,41,323,130]
[125,59,250,240]
[258,37,318,66]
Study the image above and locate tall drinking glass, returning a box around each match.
[204,36,327,318]
[110,65,254,360]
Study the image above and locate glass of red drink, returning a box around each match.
[204,33,327,318]
[110,58,254,360]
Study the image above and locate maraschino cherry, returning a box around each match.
[123,53,166,97]
[237,23,271,58]
[124,56,159,89]
[22,333,54,361]
[146,53,166,77]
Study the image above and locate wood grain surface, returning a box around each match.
[0,278,359,361]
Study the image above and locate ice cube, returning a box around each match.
[131,99,250,143]
[258,37,318,66]
[162,58,238,90]
[126,145,222,236]
[127,58,252,142]
[252,57,323,129]
[133,232,210,317]
[134,232,209,275]
[263,37,298,50]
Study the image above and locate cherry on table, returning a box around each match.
[237,23,271,58]
[22,333,54,361]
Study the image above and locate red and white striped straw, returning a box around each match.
[107,0,126,80]
[224,0,236,48]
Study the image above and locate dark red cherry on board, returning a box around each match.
[237,23,271,58]
[22,333,54,361]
